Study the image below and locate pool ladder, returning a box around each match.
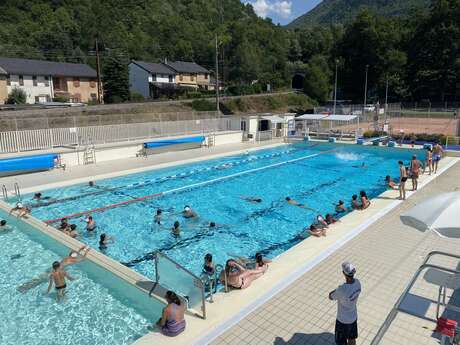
[1,185,8,201]
[14,183,21,201]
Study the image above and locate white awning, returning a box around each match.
[262,116,285,123]
[296,114,357,122]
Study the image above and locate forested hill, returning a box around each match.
[0,0,288,86]
[288,0,429,28]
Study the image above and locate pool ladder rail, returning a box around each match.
[14,182,21,201]
[1,184,8,201]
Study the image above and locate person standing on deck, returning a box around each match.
[329,262,361,345]
[409,155,421,191]
[398,161,407,200]
[432,143,443,174]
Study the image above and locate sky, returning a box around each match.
[243,0,323,25]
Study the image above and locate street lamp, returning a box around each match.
[384,74,389,126]
[360,64,369,133]
[333,59,338,116]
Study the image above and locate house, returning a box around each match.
[129,60,177,99]
[0,67,7,104]
[0,57,99,104]
[164,61,213,90]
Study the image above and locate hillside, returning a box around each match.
[288,0,429,28]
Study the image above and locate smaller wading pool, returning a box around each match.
[0,209,164,345]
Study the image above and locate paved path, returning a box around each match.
[212,161,460,345]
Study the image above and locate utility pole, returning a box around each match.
[333,59,338,115]
[215,35,220,114]
[360,64,369,132]
[384,74,389,125]
[95,37,102,104]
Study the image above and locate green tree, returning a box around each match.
[6,87,27,104]
[303,55,331,103]
[102,58,129,104]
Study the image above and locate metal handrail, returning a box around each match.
[370,251,460,345]
[1,185,8,201]
[14,183,21,200]
[152,250,206,319]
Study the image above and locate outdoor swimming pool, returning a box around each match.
[0,210,163,345]
[14,143,417,284]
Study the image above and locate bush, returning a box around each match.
[190,99,216,111]
[391,132,446,143]
[53,95,69,103]
[6,87,27,104]
[363,130,388,138]
[130,92,145,102]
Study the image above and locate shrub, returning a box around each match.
[6,87,27,104]
[130,92,145,102]
[363,130,387,138]
[191,99,216,111]
[53,95,69,103]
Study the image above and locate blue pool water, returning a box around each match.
[0,211,163,345]
[16,143,417,282]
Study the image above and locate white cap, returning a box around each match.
[70,252,78,258]
[17,202,23,208]
[342,261,356,276]
[184,206,191,212]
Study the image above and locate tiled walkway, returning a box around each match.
[212,161,460,345]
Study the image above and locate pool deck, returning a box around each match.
[1,140,459,345]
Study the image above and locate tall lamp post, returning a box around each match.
[384,74,389,127]
[360,64,369,133]
[333,59,338,116]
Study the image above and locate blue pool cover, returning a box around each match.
[0,153,58,173]
[143,136,205,149]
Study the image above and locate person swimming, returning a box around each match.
[33,192,51,201]
[360,190,370,209]
[58,218,69,231]
[241,196,262,203]
[285,197,315,211]
[385,175,397,189]
[203,253,215,275]
[172,221,181,236]
[88,181,95,187]
[85,216,96,232]
[99,233,114,250]
[154,209,162,225]
[351,195,361,210]
[335,200,347,213]
[68,224,78,238]
[183,206,198,219]
[0,219,12,232]
[352,162,366,168]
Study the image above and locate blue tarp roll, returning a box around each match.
[0,153,58,173]
[143,136,205,149]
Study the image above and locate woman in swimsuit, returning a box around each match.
[99,233,114,251]
[202,253,215,276]
[156,291,186,337]
[255,253,272,271]
[220,259,265,289]
[359,191,370,209]
[424,148,432,175]
[398,160,407,200]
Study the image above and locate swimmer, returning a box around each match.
[285,197,315,211]
[351,195,361,210]
[58,218,69,231]
[0,219,12,232]
[99,233,114,251]
[10,202,30,218]
[325,214,339,225]
[154,209,162,225]
[241,196,263,203]
[33,192,51,201]
[203,253,215,275]
[88,181,95,187]
[255,252,271,272]
[316,215,329,228]
[68,224,78,238]
[352,162,366,168]
[308,224,326,237]
[360,190,370,209]
[183,206,198,219]
[171,221,181,236]
[61,245,90,267]
[385,175,397,189]
[47,261,75,302]
[335,200,347,213]
[85,215,96,232]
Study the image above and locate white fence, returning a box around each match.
[0,117,242,153]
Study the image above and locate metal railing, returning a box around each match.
[152,251,207,319]
[256,130,273,142]
[0,117,242,153]
[1,185,7,201]
[370,251,460,345]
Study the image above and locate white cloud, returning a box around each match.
[249,0,292,19]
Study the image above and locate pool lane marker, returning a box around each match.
[44,149,337,224]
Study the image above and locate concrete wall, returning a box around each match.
[129,63,150,98]
[65,77,98,103]
[213,131,243,146]
[6,74,53,104]
[0,76,7,104]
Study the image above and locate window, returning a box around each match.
[90,93,97,101]
[73,77,80,87]
[152,74,157,82]
[179,75,183,81]
[35,96,39,103]
[19,75,24,86]
[44,76,50,87]
[90,79,96,88]
[205,73,209,80]
[168,75,173,83]
[32,76,37,86]
[6,75,10,86]
[191,74,195,82]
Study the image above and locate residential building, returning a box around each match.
[0,57,99,104]
[0,67,7,104]
[129,60,177,99]
[164,61,213,90]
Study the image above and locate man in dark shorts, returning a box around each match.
[329,262,361,345]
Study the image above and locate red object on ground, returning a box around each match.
[435,317,458,337]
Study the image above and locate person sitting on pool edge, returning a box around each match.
[316,215,329,228]
[255,253,272,271]
[156,290,186,337]
[67,224,78,238]
[360,191,371,210]
[10,202,31,218]
[99,233,114,251]
[325,214,339,225]
[183,206,198,219]
[308,224,326,237]
[335,200,347,213]
[385,175,398,189]
[220,259,265,289]
[351,195,361,210]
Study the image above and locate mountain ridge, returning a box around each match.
[287,0,430,28]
